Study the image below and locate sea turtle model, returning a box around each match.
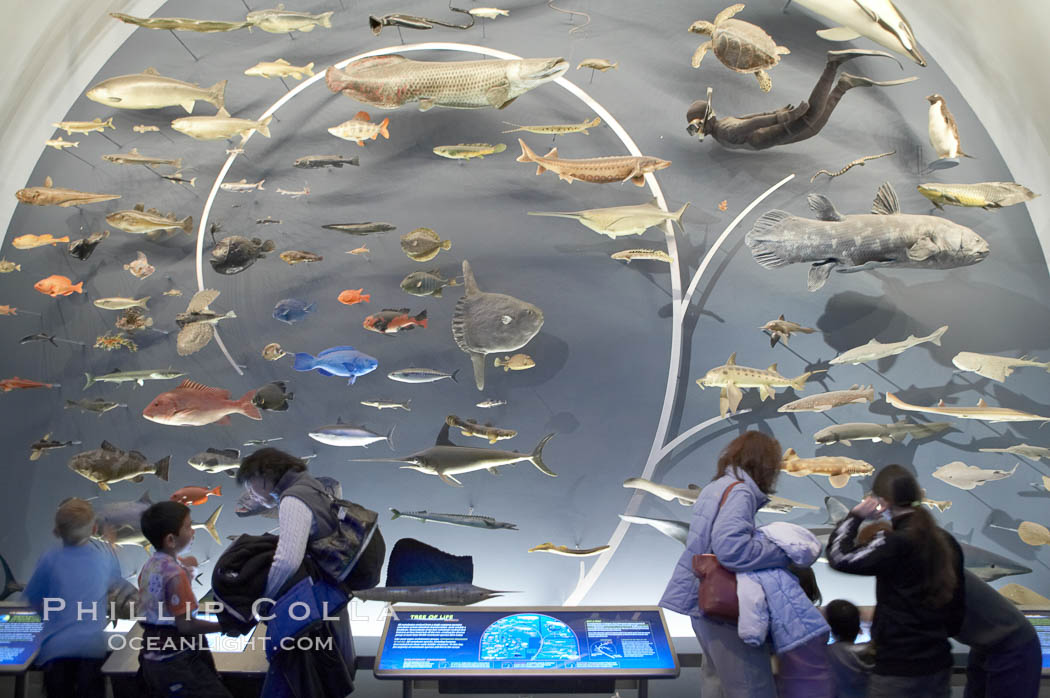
[689,3,789,92]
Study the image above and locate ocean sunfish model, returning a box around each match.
[353,423,555,487]
[325,56,568,111]
[746,182,989,291]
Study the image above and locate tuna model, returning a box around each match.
[325,56,568,110]
[696,353,818,417]
[746,182,990,291]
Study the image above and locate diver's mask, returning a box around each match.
[686,87,714,141]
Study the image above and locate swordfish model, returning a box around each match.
[353,424,555,486]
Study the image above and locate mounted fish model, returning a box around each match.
[516,140,671,186]
[175,290,236,356]
[786,0,926,66]
[527,199,689,238]
[746,182,989,291]
[15,177,120,207]
[325,55,568,111]
[696,353,818,418]
[86,68,226,112]
[781,448,874,488]
[453,260,543,391]
[829,325,947,365]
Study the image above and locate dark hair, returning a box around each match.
[872,464,958,607]
[141,501,190,550]
[788,563,822,606]
[713,431,781,494]
[236,447,307,486]
[826,599,861,643]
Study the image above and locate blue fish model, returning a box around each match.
[293,345,378,384]
[273,298,316,325]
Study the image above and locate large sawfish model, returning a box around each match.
[353,423,555,486]
[746,182,989,291]
[787,0,926,67]
[325,55,568,111]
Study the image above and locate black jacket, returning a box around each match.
[827,513,965,676]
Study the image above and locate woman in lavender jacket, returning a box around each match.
[659,432,791,698]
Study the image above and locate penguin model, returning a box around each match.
[927,94,972,159]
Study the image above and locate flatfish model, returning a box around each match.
[528,543,609,557]
[353,424,554,487]
[142,380,261,427]
[325,56,568,111]
[696,352,818,417]
[87,68,226,112]
[778,385,875,413]
[528,199,689,238]
[390,508,517,530]
[780,448,873,488]
[453,260,544,391]
[171,108,272,141]
[813,421,952,445]
[951,351,1050,383]
[830,325,947,365]
[885,392,1050,424]
[68,441,170,491]
[917,182,1038,210]
[400,228,451,262]
[746,182,990,291]
[15,177,120,207]
[932,461,1017,490]
[516,139,671,186]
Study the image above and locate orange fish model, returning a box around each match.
[515,139,671,186]
[363,308,427,334]
[338,289,371,305]
[15,176,121,207]
[12,234,70,249]
[171,485,222,506]
[142,379,262,427]
[0,306,17,316]
[327,111,391,146]
[0,377,59,392]
[34,275,84,297]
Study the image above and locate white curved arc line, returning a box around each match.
[563,175,795,607]
[194,42,681,381]
[656,408,752,463]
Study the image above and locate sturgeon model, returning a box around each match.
[390,508,517,530]
[781,448,874,488]
[528,199,689,238]
[787,0,926,66]
[917,182,1038,210]
[622,477,816,513]
[15,177,120,207]
[87,69,226,112]
[952,351,1050,383]
[779,385,874,413]
[516,139,671,186]
[830,325,947,365]
[352,424,555,487]
[325,56,568,111]
[696,352,818,418]
[885,393,1050,424]
[746,182,990,291]
[814,421,952,446]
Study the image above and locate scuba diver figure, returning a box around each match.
[686,49,915,150]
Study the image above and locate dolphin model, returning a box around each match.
[787,0,926,67]
[352,424,555,486]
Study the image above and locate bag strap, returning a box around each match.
[707,480,743,552]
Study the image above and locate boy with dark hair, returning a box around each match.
[25,498,123,698]
[825,599,873,698]
[137,501,232,698]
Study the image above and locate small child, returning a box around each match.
[137,501,231,698]
[825,599,873,698]
[24,497,123,698]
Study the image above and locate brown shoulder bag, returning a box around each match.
[692,480,742,622]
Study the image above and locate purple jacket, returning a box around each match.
[659,469,790,618]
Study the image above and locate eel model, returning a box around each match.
[814,421,952,446]
[516,139,670,186]
[389,509,517,530]
[951,352,1050,383]
[746,182,989,291]
[352,424,554,486]
[885,393,1050,424]
[325,56,568,111]
[778,385,874,413]
[781,448,874,488]
[696,353,818,417]
[86,69,226,112]
[786,0,925,66]
[830,325,947,365]
[918,182,1038,210]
